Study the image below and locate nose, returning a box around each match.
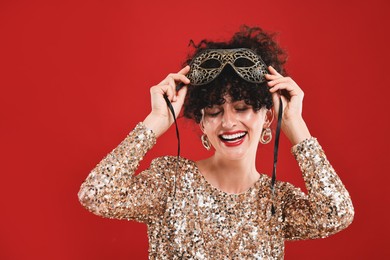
[221,109,237,128]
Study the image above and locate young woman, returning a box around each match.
[78,26,354,259]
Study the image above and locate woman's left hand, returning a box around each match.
[265,66,311,145]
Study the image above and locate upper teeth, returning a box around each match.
[221,132,246,140]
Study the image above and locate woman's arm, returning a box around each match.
[280,138,354,239]
[78,67,190,223]
[78,123,172,223]
[266,67,354,238]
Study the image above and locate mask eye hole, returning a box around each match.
[200,58,221,69]
[234,57,255,67]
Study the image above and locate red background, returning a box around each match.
[1,0,389,259]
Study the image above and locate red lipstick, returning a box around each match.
[218,131,247,147]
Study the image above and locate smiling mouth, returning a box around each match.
[219,132,247,142]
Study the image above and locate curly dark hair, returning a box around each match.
[183,25,288,123]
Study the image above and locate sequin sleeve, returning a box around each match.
[78,122,171,224]
[281,137,354,240]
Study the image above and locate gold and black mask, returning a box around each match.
[187,48,268,86]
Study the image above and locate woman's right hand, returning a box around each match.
[143,66,190,138]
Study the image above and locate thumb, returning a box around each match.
[176,86,188,104]
[272,92,280,114]
[171,86,188,116]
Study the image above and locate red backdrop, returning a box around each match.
[1,0,389,259]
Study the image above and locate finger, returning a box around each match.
[265,73,282,80]
[268,66,282,76]
[178,65,190,75]
[172,73,191,84]
[271,91,280,106]
[279,95,289,114]
[269,82,300,95]
[169,85,188,118]
[267,77,296,87]
[159,73,190,86]
[177,66,191,91]
[272,91,289,113]
[163,83,175,102]
[271,92,281,116]
[268,79,302,92]
[176,85,188,104]
[166,76,178,102]
[269,83,301,98]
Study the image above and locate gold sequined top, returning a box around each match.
[78,123,354,259]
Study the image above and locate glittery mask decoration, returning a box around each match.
[187,48,269,86]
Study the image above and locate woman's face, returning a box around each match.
[201,95,267,161]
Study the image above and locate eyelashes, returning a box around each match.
[204,106,251,118]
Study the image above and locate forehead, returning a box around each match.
[205,95,247,107]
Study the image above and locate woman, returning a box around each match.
[78,26,354,259]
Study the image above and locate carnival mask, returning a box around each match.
[187,48,268,86]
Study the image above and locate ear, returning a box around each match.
[199,120,206,133]
[263,109,274,128]
[199,109,206,133]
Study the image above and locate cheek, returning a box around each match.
[239,110,265,128]
[202,118,219,132]
[202,118,219,138]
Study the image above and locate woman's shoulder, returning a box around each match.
[255,172,304,197]
[256,173,297,191]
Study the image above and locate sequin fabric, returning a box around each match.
[79,123,354,259]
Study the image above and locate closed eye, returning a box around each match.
[234,102,252,112]
[204,107,222,117]
[235,106,251,113]
[206,111,221,117]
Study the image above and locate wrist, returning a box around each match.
[282,116,311,145]
[143,113,169,138]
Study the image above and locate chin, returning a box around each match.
[216,147,251,160]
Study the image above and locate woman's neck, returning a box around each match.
[197,154,260,195]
